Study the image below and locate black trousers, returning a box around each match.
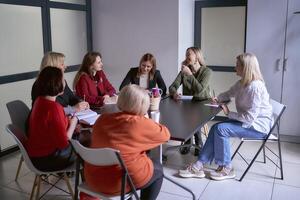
[139,160,164,200]
[30,144,76,172]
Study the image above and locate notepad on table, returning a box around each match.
[74,109,100,125]
[179,95,193,100]
[204,103,221,108]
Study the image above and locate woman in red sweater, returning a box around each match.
[26,67,78,171]
[73,52,117,107]
[84,85,170,200]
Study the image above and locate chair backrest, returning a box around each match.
[269,99,286,134]
[6,100,30,133]
[70,139,120,166]
[6,124,41,174]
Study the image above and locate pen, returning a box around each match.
[213,90,216,98]
[83,94,86,102]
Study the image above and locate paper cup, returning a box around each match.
[150,96,161,111]
[150,111,160,123]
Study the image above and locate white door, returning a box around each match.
[280,0,300,136]
[246,0,287,102]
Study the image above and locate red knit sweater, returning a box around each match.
[26,97,69,157]
[75,71,116,106]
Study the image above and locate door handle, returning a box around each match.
[276,58,281,71]
[283,58,288,71]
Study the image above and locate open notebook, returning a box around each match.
[74,109,100,125]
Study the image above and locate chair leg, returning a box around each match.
[277,137,284,180]
[63,174,74,200]
[263,146,266,163]
[239,142,267,181]
[231,141,244,160]
[35,175,41,200]
[15,156,24,181]
[30,175,38,200]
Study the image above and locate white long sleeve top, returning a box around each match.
[217,80,273,134]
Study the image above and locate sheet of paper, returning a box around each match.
[179,95,193,100]
[204,103,220,108]
[79,114,100,125]
[74,109,98,120]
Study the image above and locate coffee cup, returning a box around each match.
[151,88,163,98]
[149,96,161,111]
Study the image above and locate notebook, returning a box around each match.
[74,109,100,125]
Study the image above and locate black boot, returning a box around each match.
[194,132,202,156]
[179,139,191,154]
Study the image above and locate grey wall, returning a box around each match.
[91,0,195,91]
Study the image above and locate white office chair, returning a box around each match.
[231,99,286,181]
[70,139,140,200]
[6,124,76,200]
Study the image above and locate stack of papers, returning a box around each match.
[74,109,100,125]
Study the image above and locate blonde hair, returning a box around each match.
[237,53,264,86]
[117,84,150,115]
[40,52,65,71]
[183,47,206,67]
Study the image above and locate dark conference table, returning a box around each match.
[159,97,222,141]
[94,97,222,142]
[88,97,222,200]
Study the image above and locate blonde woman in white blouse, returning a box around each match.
[178,53,273,181]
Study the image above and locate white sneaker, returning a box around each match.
[178,163,205,178]
[210,166,236,181]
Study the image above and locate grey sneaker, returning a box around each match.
[210,166,236,181]
[178,163,205,178]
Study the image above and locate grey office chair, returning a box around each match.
[6,100,30,181]
[70,139,140,200]
[231,99,286,181]
[6,124,76,200]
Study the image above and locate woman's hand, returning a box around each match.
[181,65,193,76]
[103,95,118,104]
[67,116,78,139]
[221,104,229,116]
[74,101,89,112]
[211,97,219,104]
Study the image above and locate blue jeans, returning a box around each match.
[198,120,266,166]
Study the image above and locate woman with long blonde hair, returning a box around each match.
[179,53,273,181]
[169,47,212,155]
[31,52,89,115]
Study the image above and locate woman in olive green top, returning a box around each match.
[169,47,212,155]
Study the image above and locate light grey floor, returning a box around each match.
[1,138,300,200]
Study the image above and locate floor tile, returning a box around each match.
[0,154,30,186]
[0,186,29,199]
[272,184,300,200]
[157,191,192,200]
[199,178,273,200]
[280,142,300,164]
[162,166,209,199]
[274,162,300,187]
[5,172,74,198]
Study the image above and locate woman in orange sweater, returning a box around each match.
[84,84,170,200]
